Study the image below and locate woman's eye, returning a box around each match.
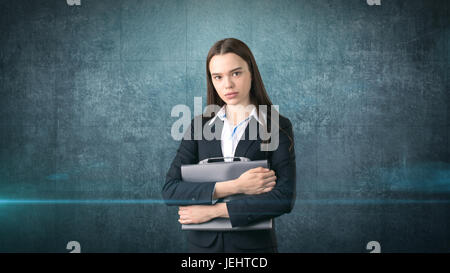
[233,72,241,76]
[214,76,221,80]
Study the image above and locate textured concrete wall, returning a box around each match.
[0,0,449,252]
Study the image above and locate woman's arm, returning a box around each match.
[162,116,219,206]
[213,168,277,199]
[213,203,229,218]
[225,118,296,227]
[212,179,239,199]
[177,202,229,225]
[178,168,278,224]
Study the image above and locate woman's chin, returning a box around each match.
[224,98,241,105]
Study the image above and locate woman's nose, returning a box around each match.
[224,76,233,88]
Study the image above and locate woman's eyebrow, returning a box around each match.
[211,67,243,76]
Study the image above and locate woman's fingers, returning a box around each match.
[259,181,276,193]
[179,213,189,221]
[263,175,277,184]
[178,208,190,216]
[179,218,196,224]
[261,170,275,179]
[248,167,261,173]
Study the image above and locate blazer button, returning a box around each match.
[248,216,253,220]
[191,198,196,200]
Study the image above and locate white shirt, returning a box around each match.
[208,105,266,162]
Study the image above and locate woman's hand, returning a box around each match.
[178,205,217,225]
[234,167,277,195]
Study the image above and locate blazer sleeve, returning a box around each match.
[161,117,217,206]
[225,118,296,227]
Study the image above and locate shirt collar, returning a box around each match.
[208,105,266,126]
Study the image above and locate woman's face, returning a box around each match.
[209,53,252,106]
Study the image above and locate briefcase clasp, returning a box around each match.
[198,157,250,164]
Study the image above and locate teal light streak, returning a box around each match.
[0,199,449,205]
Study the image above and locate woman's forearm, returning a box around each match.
[213,179,241,199]
[213,202,229,218]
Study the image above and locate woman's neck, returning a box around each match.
[226,103,254,126]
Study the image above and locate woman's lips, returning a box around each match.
[225,92,238,99]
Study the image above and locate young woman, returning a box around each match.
[162,38,296,253]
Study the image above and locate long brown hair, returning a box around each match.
[205,38,293,152]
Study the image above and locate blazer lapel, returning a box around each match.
[205,117,225,158]
[234,116,261,158]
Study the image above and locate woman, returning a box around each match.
[162,38,296,253]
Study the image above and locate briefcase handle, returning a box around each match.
[198,157,250,164]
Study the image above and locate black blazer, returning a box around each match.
[162,113,296,250]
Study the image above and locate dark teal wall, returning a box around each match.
[0,0,449,252]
